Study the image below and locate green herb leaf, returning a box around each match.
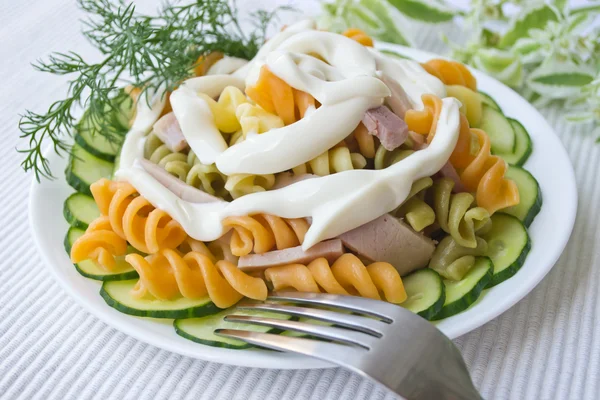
[387,0,455,23]
[19,0,285,180]
[531,73,594,86]
[570,4,600,16]
[358,0,411,45]
[527,62,595,98]
[498,4,560,48]
[472,49,523,88]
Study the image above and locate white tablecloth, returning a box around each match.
[1,1,599,399]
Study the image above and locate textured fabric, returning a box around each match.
[1,1,599,399]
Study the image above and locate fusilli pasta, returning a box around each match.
[432,177,491,249]
[89,179,188,254]
[421,59,477,91]
[342,28,374,47]
[246,65,317,125]
[144,133,190,180]
[70,216,127,271]
[394,177,436,232]
[186,151,229,199]
[264,254,406,304]
[223,214,310,256]
[292,146,367,176]
[429,236,488,281]
[405,96,519,214]
[445,84,482,128]
[126,249,267,308]
[224,173,276,199]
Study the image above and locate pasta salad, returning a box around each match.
[62,21,541,348]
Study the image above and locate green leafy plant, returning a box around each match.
[320,0,600,138]
[19,0,287,180]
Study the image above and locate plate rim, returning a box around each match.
[28,42,578,369]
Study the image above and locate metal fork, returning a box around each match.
[215,292,483,400]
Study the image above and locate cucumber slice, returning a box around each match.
[503,166,542,227]
[480,105,516,154]
[64,227,139,281]
[400,268,445,320]
[495,119,532,166]
[63,193,101,230]
[478,91,501,111]
[432,257,493,320]
[66,144,114,195]
[64,226,83,254]
[175,308,293,349]
[74,131,122,162]
[100,280,220,318]
[480,213,531,287]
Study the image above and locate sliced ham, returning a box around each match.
[438,162,467,193]
[153,112,187,152]
[272,172,316,190]
[381,74,413,118]
[338,214,435,276]
[237,239,344,272]
[138,158,221,203]
[362,106,408,151]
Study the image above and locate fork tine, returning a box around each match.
[236,300,387,337]
[269,291,398,322]
[214,329,364,366]
[224,315,376,349]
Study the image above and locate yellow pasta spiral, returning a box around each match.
[224,173,276,199]
[223,214,310,256]
[70,216,127,271]
[445,85,482,127]
[431,178,491,249]
[90,179,188,254]
[292,146,367,176]
[126,249,267,308]
[264,254,407,304]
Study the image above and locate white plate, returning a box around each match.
[29,44,577,369]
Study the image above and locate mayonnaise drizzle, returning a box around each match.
[207,56,248,75]
[119,98,459,248]
[169,75,245,165]
[116,20,459,250]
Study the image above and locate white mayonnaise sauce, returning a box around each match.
[169,75,245,165]
[207,56,248,75]
[116,20,461,250]
[118,90,166,170]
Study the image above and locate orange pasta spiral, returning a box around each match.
[264,254,407,304]
[70,216,127,271]
[342,28,374,47]
[246,65,317,125]
[405,95,519,214]
[89,178,188,254]
[421,59,477,91]
[126,249,267,308]
[223,215,310,256]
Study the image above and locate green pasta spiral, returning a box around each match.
[374,145,414,170]
[394,177,436,232]
[144,133,190,180]
[429,235,488,281]
[186,151,229,199]
[431,178,491,249]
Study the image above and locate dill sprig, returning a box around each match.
[19,0,287,181]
